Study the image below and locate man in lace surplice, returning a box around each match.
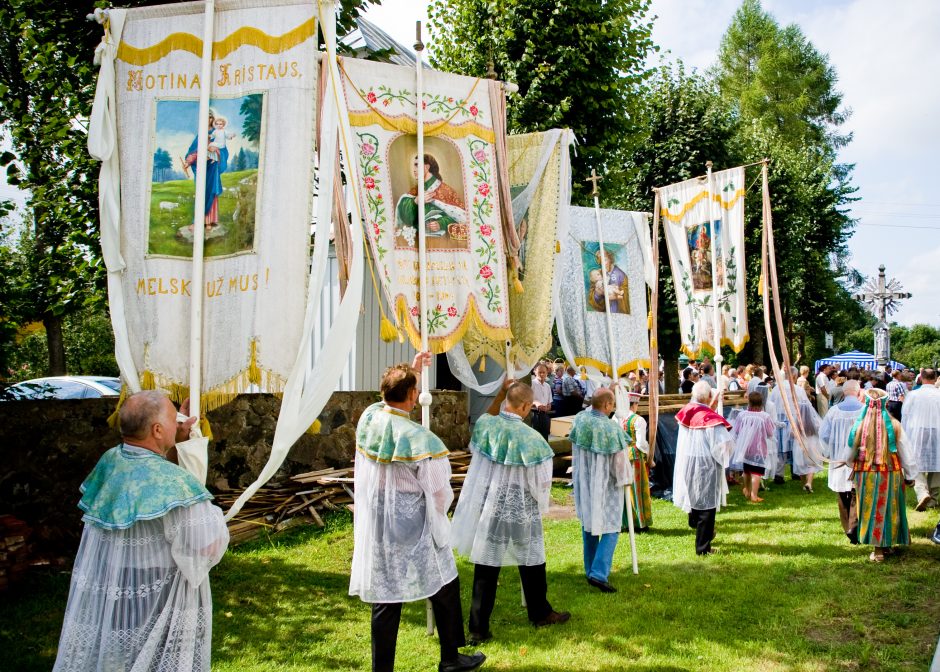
[452,381,570,644]
[349,353,485,672]
[53,391,229,672]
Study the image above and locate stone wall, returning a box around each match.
[0,391,469,558]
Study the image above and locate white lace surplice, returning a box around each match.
[902,386,940,473]
[819,402,864,492]
[349,452,457,603]
[572,446,631,536]
[673,424,733,513]
[452,444,553,566]
[53,501,229,672]
[768,384,825,476]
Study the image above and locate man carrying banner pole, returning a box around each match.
[587,169,639,575]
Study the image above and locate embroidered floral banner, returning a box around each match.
[339,56,512,353]
[462,130,572,369]
[659,167,748,358]
[106,1,317,409]
[556,206,653,378]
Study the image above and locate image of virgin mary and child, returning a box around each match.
[688,220,725,291]
[587,246,630,314]
[395,153,467,246]
[180,108,233,233]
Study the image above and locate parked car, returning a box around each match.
[0,376,121,400]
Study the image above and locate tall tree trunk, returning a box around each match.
[751,328,765,366]
[43,314,66,375]
[663,353,680,394]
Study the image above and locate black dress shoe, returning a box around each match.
[467,631,492,645]
[439,652,486,672]
[533,610,571,627]
[587,577,617,593]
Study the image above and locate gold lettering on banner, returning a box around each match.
[125,62,302,94]
[135,269,268,299]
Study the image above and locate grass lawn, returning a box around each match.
[3,477,939,671]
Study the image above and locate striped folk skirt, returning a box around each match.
[624,457,653,529]
[854,459,909,548]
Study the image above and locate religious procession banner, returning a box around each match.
[338,56,512,353]
[461,129,573,370]
[556,206,653,378]
[659,167,748,358]
[94,1,317,410]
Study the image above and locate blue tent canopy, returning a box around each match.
[814,350,906,372]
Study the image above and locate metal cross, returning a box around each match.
[585,168,603,197]
[852,265,911,365]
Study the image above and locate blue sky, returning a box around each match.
[364,0,939,327]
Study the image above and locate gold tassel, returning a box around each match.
[380,315,400,343]
[555,240,561,254]
[580,367,588,381]
[199,416,213,441]
[650,337,657,349]
[306,418,322,435]
[141,370,155,390]
[512,264,524,294]
[758,272,765,297]
[107,386,128,429]
[248,339,262,385]
[647,311,653,330]
[478,356,486,373]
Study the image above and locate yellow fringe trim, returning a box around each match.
[478,356,486,373]
[140,365,288,418]
[117,18,315,66]
[380,315,401,343]
[199,417,213,441]
[575,356,651,378]
[346,110,496,143]
[248,338,262,386]
[394,295,514,355]
[680,333,750,360]
[306,418,322,435]
[107,385,129,429]
[660,189,746,223]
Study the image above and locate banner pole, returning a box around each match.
[587,169,638,575]
[648,192,661,465]
[414,22,432,430]
[187,0,215,478]
[705,162,724,416]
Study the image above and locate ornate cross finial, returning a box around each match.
[852,264,912,364]
[585,169,602,197]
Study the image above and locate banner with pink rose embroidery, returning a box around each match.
[338,56,512,353]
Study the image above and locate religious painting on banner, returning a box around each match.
[339,56,512,353]
[108,1,317,408]
[462,130,573,369]
[556,206,653,378]
[659,167,748,359]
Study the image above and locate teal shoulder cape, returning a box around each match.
[569,409,627,455]
[356,402,449,463]
[79,444,212,530]
[471,412,554,466]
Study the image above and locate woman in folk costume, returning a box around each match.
[767,366,824,492]
[617,390,653,531]
[568,388,632,592]
[452,382,569,644]
[819,380,864,544]
[848,387,917,562]
[349,353,485,672]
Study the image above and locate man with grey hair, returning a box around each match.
[53,391,229,672]
[820,379,864,544]
[673,381,734,555]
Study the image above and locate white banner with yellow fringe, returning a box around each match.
[338,56,512,353]
[556,206,653,378]
[97,0,317,412]
[659,167,748,359]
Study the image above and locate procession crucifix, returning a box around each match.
[852,264,912,365]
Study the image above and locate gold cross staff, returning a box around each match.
[585,168,603,197]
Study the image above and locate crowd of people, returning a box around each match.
[49,354,939,671]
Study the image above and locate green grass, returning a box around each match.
[148,169,257,258]
[3,477,939,671]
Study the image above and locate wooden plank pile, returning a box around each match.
[218,450,475,547]
[0,515,31,592]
